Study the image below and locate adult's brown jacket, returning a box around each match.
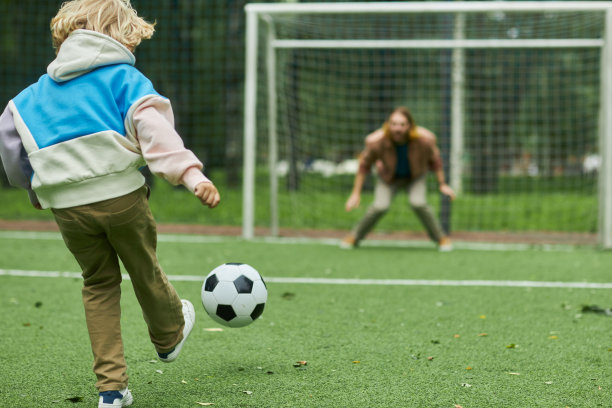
[358,126,443,183]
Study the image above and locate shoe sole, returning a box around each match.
[122,390,133,407]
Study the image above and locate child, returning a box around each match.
[0,1,220,407]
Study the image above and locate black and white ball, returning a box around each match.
[201,263,267,328]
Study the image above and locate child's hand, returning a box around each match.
[194,182,220,208]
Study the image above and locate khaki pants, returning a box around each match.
[52,186,184,392]
[352,175,445,243]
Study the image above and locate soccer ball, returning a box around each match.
[201,263,267,328]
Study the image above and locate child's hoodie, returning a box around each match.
[0,29,208,209]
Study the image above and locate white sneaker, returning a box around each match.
[98,388,133,408]
[438,237,453,252]
[158,299,195,363]
[339,235,357,249]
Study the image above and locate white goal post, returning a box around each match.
[243,1,612,248]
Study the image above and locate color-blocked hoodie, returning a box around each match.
[0,29,208,209]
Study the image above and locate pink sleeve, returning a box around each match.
[131,97,210,192]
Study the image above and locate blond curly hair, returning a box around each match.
[51,0,155,53]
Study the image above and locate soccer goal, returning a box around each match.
[243,1,612,248]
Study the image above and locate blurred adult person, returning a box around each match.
[342,106,455,251]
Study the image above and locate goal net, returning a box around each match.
[243,2,612,247]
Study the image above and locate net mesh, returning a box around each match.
[253,7,604,240]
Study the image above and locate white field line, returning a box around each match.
[0,230,589,252]
[1,269,611,289]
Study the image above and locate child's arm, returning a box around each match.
[0,106,41,209]
[130,96,220,207]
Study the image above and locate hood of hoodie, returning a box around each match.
[47,29,136,83]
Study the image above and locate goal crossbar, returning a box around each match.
[271,39,605,50]
[246,1,612,15]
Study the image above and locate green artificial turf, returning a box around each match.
[1,234,611,407]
